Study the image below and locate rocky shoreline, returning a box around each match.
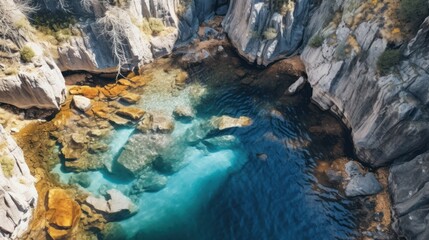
[0,0,428,239]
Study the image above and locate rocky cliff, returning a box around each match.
[300,0,429,239]
[223,0,429,238]
[33,0,228,73]
[223,0,311,65]
[0,0,66,109]
[0,125,38,239]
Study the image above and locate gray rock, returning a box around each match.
[72,95,92,112]
[0,55,66,109]
[117,133,171,176]
[223,0,311,65]
[85,189,138,221]
[345,172,382,197]
[344,161,382,197]
[131,172,168,194]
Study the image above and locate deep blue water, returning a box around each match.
[187,83,357,240]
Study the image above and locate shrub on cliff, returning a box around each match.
[0,156,14,178]
[20,46,35,63]
[399,0,429,33]
[309,34,324,48]
[377,49,402,76]
[148,18,165,36]
[263,28,278,40]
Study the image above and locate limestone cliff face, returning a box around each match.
[223,0,311,65]
[0,125,38,239]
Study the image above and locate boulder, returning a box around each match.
[116,107,145,121]
[131,172,168,194]
[85,189,138,221]
[202,135,240,149]
[344,162,382,197]
[117,133,170,176]
[137,112,174,134]
[210,115,253,130]
[286,76,306,95]
[173,105,195,120]
[72,95,92,112]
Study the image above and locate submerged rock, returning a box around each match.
[344,162,382,197]
[131,172,168,194]
[210,115,253,130]
[68,173,92,188]
[137,113,174,134]
[173,105,195,120]
[203,135,240,149]
[117,133,171,176]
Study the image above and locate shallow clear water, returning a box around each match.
[53,54,358,239]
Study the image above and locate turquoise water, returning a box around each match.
[52,54,358,239]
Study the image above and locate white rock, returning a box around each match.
[287,76,307,95]
[73,95,92,112]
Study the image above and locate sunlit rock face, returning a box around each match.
[223,0,311,65]
[0,125,37,239]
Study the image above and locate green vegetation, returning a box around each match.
[148,18,165,36]
[20,46,35,63]
[377,49,402,75]
[0,156,15,178]
[140,18,166,36]
[30,12,78,43]
[269,0,292,14]
[263,28,278,40]
[309,34,324,48]
[399,0,429,33]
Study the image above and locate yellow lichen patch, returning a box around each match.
[347,35,361,55]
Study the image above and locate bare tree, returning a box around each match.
[0,0,36,51]
[95,7,132,77]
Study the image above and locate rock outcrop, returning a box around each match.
[33,0,228,73]
[223,0,311,65]
[0,125,38,239]
[0,0,66,109]
[299,0,429,238]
